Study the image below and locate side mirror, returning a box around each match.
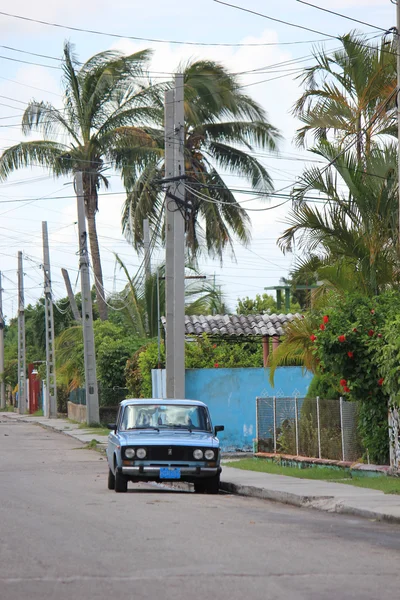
[214,425,224,436]
[107,423,117,431]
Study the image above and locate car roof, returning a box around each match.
[120,398,208,408]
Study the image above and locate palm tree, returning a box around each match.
[122,60,281,259]
[293,32,396,159]
[279,142,399,296]
[0,42,165,320]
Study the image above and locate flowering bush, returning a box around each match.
[309,293,396,464]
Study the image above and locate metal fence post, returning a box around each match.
[295,397,299,456]
[316,396,322,459]
[273,396,277,453]
[340,396,345,462]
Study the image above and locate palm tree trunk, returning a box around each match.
[86,213,108,321]
[82,172,108,321]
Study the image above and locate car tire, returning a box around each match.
[194,480,206,494]
[108,468,115,490]
[204,475,220,495]
[114,470,128,493]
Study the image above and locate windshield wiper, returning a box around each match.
[127,426,160,431]
[169,425,193,432]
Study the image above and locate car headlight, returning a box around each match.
[204,449,215,460]
[125,448,135,459]
[193,449,203,460]
[136,448,147,459]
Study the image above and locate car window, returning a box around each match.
[120,404,211,431]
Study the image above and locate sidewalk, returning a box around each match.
[2,411,400,524]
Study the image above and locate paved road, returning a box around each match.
[1,418,400,600]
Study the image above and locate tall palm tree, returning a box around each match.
[122,60,281,259]
[293,33,396,159]
[0,42,165,320]
[279,142,399,296]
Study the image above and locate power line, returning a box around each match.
[296,1,388,34]
[213,0,338,39]
[0,10,330,47]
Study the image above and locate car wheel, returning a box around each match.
[108,468,115,490]
[194,480,206,494]
[114,470,128,493]
[204,475,220,495]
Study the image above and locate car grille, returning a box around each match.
[123,446,215,461]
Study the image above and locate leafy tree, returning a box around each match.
[293,32,396,159]
[109,255,229,338]
[236,293,300,314]
[0,42,165,320]
[56,320,146,391]
[122,59,281,259]
[279,142,399,296]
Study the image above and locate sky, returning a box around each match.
[0,0,394,319]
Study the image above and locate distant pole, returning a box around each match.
[75,172,100,424]
[143,218,152,280]
[17,252,26,415]
[42,222,57,418]
[61,268,81,322]
[0,272,5,409]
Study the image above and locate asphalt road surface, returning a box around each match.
[1,418,400,600]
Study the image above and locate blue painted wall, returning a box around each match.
[152,367,312,451]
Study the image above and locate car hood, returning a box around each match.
[117,430,218,448]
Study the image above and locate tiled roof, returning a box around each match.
[161,313,301,338]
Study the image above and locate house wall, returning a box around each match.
[151,367,312,451]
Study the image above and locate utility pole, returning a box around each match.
[17,252,26,415]
[0,272,5,409]
[165,75,186,399]
[61,268,81,322]
[42,222,57,418]
[75,172,100,424]
[396,0,400,245]
[143,218,152,280]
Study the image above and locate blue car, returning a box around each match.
[106,398,224,494]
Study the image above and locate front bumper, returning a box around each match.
[120,465,220,478]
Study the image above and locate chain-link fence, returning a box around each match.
[256,397,363,462]
[69,385,129,408]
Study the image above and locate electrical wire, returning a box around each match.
[296,1,388,33]
[0,10,331,47]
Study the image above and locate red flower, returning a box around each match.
[212,344,217,349]
[338,335,346,343]
[377,333,382,338]
[368,330,374,337]
[347,351,354,358]
[370,309,375,315]
[319,324,326,331]
[378,378,384,386]
[343,386,350,393]
[352,328,358,333]
[340,379,347,387]
[310,334,317,342]
[322,315,329,324]
[214,363,219,368]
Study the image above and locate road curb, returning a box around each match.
[220,480,400,524]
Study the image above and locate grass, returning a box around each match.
[31,409,44,417]
[67,419,110,437]
[0,405,15,412]
[225,458,400,494]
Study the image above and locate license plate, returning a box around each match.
[160,467,181,480]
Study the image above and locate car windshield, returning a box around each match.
[120,404,211,432]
